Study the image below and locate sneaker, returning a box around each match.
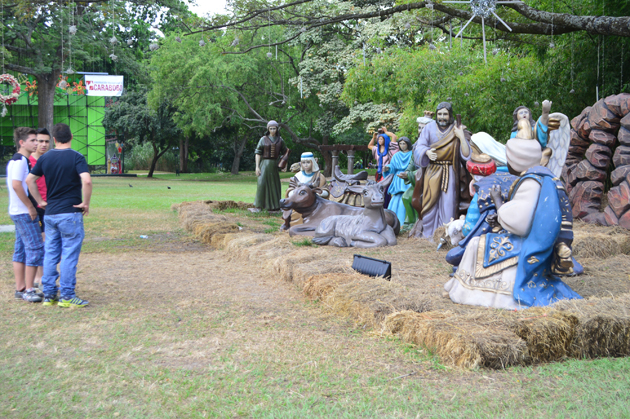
[14,289,25,300]
[58,296,89,308]
[22,289,43,303]
[43,295,59,306]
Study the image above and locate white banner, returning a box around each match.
[85,75,124,96]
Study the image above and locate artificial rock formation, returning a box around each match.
[562,94,630,229]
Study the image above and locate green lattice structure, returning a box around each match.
[1,84,106,168]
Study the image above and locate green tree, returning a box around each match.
[103,88,180,177]
[1,0,188,131]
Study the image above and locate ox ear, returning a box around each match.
[379,173,395,189]
[347,185,364,195]
[311,187,323,195]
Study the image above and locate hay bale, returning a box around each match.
[205,200,253,211]
[293,261,347,288]
[553,294,630,358]
[383,310,529,369]
[192,222,240,244]
[504,308,578,363]
[573,222,630,258]
[270,249,332,284]
[322,277,434,328]
[304,273,364,299]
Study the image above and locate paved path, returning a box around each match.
[0,225,15,233]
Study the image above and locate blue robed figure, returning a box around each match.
[384,137,414,225]
[444,132,581,310]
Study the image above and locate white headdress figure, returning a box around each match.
[295,152,319,184]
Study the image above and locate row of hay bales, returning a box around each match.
[175,201,630,369]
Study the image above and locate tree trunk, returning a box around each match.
[36,72,59,134]
[321,134,333,177]
[183,136,189,173]
[179,137,184,173]
[148,139,169,178]
[231,132,248,175]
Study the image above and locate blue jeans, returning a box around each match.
[10,213,44,266]
[42,213,85,298]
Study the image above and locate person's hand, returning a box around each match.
[489,185,503,206]
[427,148,437,161]
[384,165,390,171]
[73,202,89,216]
[454,124,466,141]
[38,200,48,210]
[398,172,408,180]
[28,206,37,221]
[542,100,552,114]
[548,116,561,131]
[256,167,261,177]
[486,213,500,229]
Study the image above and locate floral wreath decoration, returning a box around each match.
[0,73,21,105]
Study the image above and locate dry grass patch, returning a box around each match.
[177,200,630,369]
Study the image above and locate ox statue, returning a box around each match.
[280,182,400,238]
[312,174,397,248]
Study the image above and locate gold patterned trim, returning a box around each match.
[475,235,519,279]
[454,268,513,295]
[527,256,539,264]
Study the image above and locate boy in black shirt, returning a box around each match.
[27,123,92,308]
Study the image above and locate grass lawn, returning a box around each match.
[1,174,629,418]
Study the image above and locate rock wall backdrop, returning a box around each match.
[562,93,630,229]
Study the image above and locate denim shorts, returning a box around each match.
[10,213,44,266]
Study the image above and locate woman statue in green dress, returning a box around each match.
[254,120,289,211]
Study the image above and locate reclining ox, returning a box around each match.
[312,175,397,248]
[279,177,400,238]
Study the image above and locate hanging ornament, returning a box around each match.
[447,97,452,101]
[118,146,122,153]
[429,44,436,50]
[58,79,68,89]
[459,72,464,76]
[376,47,382,54]
[464,93,469,97]
[0,74,21,106]
[534,101,540,107]
[570,89,575,94]
[426,2,434,9]
[127,39,133,46]
[65,67,75,75]
[109,53,118,62]
[492,48,498,56]
[300,27,307,32]
[500,77,506,82]
[444,0,515,64]
[175,36,182,43]
[109,36,118,45]
[69,25,77,35]
[1,104,7,117]
[149,43,159,51]
[372,87,376,92]
[549,42,555,49]
[404,23,411,30]
[199,38,206,47]
[266,51,273,58]
[427,89,431,94]
[231,38,239,46]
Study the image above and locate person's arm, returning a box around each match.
[26,173,46,209]
[540,100,551,129]
[73,172,92,216]
[385,129,397,142]
[13,178,38,220]
[367,131,377,151]
[255,154,262,177]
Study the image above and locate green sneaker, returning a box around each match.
[58,296,89,308]
[43,295,59,306]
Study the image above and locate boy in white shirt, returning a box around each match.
[6,127,44,303]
